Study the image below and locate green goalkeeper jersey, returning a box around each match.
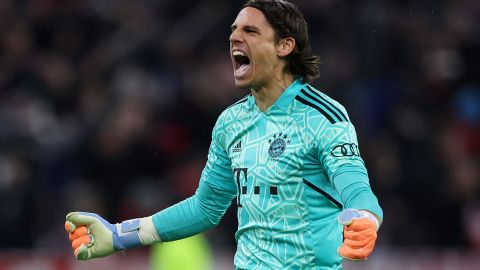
[153,79,382,270]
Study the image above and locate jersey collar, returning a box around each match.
[246,79,306,112]
[274,79,305,111]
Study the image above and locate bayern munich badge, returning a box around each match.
[268,132,290,158]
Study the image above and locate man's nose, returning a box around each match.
[229,30,243,43]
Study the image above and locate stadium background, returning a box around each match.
[0,0,479,269]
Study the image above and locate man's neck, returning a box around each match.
[251,74,294,112]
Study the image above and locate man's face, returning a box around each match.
[230,7,283,89]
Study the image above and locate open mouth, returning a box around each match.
[232,50,251,78]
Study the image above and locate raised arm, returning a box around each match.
[65,113,237,260]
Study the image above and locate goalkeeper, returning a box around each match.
[65,0,383,269]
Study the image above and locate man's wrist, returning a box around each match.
[112,216,161,251]
[138,216,161,245]
[113,218,142,250]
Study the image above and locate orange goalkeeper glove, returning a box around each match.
[337,208,380,260]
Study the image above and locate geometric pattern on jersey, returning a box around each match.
[212,79,364,269]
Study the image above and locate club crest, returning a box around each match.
[268,132,290,158]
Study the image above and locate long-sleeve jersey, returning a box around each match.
[152,79,383,270]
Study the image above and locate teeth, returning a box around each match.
[232,50,246,57]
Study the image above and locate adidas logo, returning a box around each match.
[233,141,242,152]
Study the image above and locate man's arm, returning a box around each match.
[65,176,237,260]
[152,154,237,241]
[65,113,237,260]
[318,121,383,260]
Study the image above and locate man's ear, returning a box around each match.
[276,37,296,57]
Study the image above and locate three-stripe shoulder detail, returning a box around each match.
[306,86,348,122]
[295,87,349,124]
[295,95,336,124]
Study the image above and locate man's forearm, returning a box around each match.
[152,180,235,241]
[333,170,383,222]
[152,196,219,241]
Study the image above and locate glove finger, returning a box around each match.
[65,221,76,233]
[339,238,377,259]
[343,237,374,249]
[343,231,371,241]
[69,226,89,241]
[75,244,89,260]
[66,212,100,227]
[338,244,371,260]
[72,234,91,250]
[344,227,377,241]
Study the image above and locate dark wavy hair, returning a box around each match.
[243,0,320,83]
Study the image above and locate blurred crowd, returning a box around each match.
[0,0,479,256]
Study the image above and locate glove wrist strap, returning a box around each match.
[113,219,143,251]
[358,210,380,230]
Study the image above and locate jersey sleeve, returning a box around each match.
[152,112,237,241]
[318,121,383,221]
